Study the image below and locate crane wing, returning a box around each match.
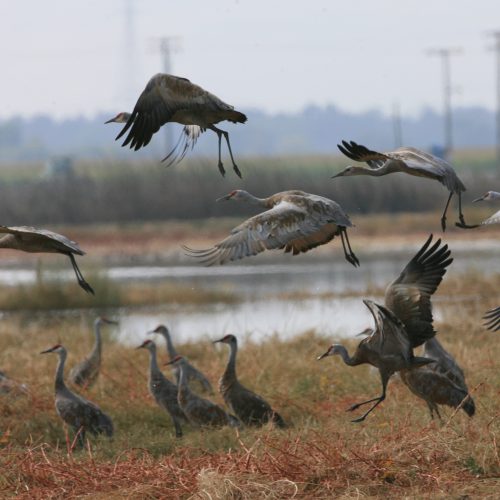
[162,125,202,166]
[483,306,500,331]
[183,200,342,265]
[481,209,500,226]
[337,140,389,169]
[385,235,452,347]
[116,74,230,151]
[0,226,84,255]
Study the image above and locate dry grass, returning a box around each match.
[0,277,499,498]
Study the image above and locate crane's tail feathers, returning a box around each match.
[228,110,247,124]
[162,126,202,166]
[483,307,500,331]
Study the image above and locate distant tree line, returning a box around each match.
[0,157,494,227]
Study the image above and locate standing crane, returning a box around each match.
[0,225,94,294]
[69,317,118,389]
[183,190,360,267]
[333,140,472,231]
[106,73,247,177]
[41,344,113,447]
[213,334,286,427]
[399,338,475,419]
[137,339,187,438]
[0,370,29,398]
[165,355,239,428]
[149,325,213,393]
[317,234,453,422]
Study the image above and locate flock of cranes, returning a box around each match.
[1,72,498,448]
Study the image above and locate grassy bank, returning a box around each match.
[0,274,499,497]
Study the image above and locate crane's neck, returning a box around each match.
[347,164,393,177]
[161,330,178,359]
[177,362,191,399]
[238,191,269,208]
[55,350,68,392]
[147,344,160,377]
[91,320,103,360]
[335,345,360,366]
[223,341,238,382]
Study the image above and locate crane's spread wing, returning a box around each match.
[483,306,500,331]
[337,140,389,169]
[116,73,231,151]
[363,300,412,362]
[162,125,202,166]
[0,225,84,255]
[385,235,452,347]
[481,209,500,226]
[183,200,342,265]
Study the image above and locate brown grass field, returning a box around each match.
[0,253,499,497]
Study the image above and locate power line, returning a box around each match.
[426,47,462,157]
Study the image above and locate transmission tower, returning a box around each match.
[427,47,462,157]
[487,31,500,172]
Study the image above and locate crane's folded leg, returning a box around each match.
[440,192,453,232]
[221,130,242,178]
[347,372,388,423]
[340,229,360,267]
[455,192,480,229]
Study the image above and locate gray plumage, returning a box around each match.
[41,344,113,447]
[0,370,29,398]
[107,73,247,177]
[400,338,475,419]
[318,235,453,422]
[137,340,187,438]
[0,225,93,294]
[166,355,239,428]
[214,334,286,427]
[183,189,359,267]
[150,325,213,394]
[334,140,471,231]
[69,317,117,389]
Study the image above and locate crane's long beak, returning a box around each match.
[103,319,119,325]
[317,351,329,361]
[104,117,116,124]
[472,195,486,203]
[213,338,224,344]
[331,171,343,179]
[216,194,233,202]
[40,348,53,354]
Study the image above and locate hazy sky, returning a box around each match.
[2,0,500,119]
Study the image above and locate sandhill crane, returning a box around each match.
[400,338,475,419]
[166,355,239,428]
[317,234,453,422]
[213,334,286,427]
[183,189,360,267]
[0,226,94,294]
[459,190,500,228]
[106,73,247,177]
[41,344,113,447]
[0,370,29,398]
[149,325,213,394]
[69,317,118,389]
[137,340,187,438]
[334,140,472,231]
[483,307,500,331]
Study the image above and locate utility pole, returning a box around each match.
[427,47,462,158]
[487,31,500,172]
[150,37,182,154]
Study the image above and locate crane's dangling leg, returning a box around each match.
[66,253,95,295]
[455,192,480,229]
[342,228,360,267]
[208,125,226,177]
[340,229,360,267]
[348,372,388,423]
[440,192,453,232]
[221,130,242,178]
